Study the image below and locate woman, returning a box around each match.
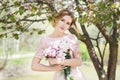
[31,9,86,80]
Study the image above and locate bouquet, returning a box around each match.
[42,39,73,80]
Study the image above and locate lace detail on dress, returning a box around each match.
[34,37,47,58]
[34,34,81,59]
[34,34,86,80]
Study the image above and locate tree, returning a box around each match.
[74,0,120,80]
[0,0,120,80]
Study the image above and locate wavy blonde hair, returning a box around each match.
[52,9,79,34]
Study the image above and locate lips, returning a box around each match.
[60,27,65,30]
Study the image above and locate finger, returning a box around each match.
[63,66,68,69]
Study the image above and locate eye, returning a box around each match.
[66,22,71,25]
[61,19,64,22]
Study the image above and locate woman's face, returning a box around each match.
[55,15,72,33]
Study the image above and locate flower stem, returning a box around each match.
[64,50,71,80]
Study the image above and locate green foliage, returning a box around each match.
[19,6,25,15]
[93,2,119,27]
[13,33,19,40]
[64,50,71,80]
[9,15,16,21]
[38,30,45,35]
[78,14,88,25]
[14,1,21,6]
[0,0,49,39]
[80,43,90,61]
[0,34,4,38]
[10,58,29,66]
[77,1,120,29]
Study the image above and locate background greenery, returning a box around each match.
[0,0,120,80]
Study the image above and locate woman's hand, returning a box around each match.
[48,58,63,65]
[51,64,65,71]
[48,58,58,65]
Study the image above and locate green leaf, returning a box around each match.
[30,32,33,35]
[19,6,25,15]
[4,33,7,38]
[0,9,6,18]
[78,15,88,25]
[30,13,35,16]
[13,33,19,39]
[48,16,53,22]
[70,77,74,80]
[65,52,71,59]
[14,1,21,6]
[38,13,41,16]
[1,26,6,30]
[0,34,4,38]
[14,11,19,15]
[9,15,16,21]
[2,2,7,7]
[38,30,45,34]
[31,6,37,14]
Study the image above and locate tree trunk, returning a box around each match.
[84,40,108,80]
[80,25,108,80]
[107,42,118,80]
[0,71,3,80]
[0,69,5,80]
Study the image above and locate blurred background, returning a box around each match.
[0,0,120,80]
[0,18,120,80]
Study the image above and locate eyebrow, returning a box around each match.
[62,18,71,23]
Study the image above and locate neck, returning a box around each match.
[52,30,65,37]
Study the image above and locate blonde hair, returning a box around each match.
[52,9,79,34]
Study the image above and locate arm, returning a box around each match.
[49,51,82,67]
[49,35,82,67]
[31,57,64,71]
[59,53,82,67]
[31,37,64,72]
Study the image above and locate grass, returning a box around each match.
[8,62,120,80]
[1,42,120,80]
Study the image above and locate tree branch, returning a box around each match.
[103,41,108,62]
[37,0,57,13]
[69,27,85,42]
[96,24,112,42]
[0,18,47,23]
[74,0,107,79]
[96,32,103,63]
[0,53,8,70]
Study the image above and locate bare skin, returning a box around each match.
[31,15,82,72]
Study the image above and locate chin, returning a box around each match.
[59,30,65,33]
[61,30,66,33]
[58,28,65,33]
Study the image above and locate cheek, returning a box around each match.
[57,21,62,26]
[66,25,71,29]
[54,21,60,28]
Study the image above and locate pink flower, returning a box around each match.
[114,0,118,3]
[43,39,72,59]
[56,51,66,60]
[43,47,57,58]
[49,48,57,58]
[8,11,13,15]
[24,4,31,10]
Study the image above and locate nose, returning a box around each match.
[61,21,65,26]
[62,22,67,26]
